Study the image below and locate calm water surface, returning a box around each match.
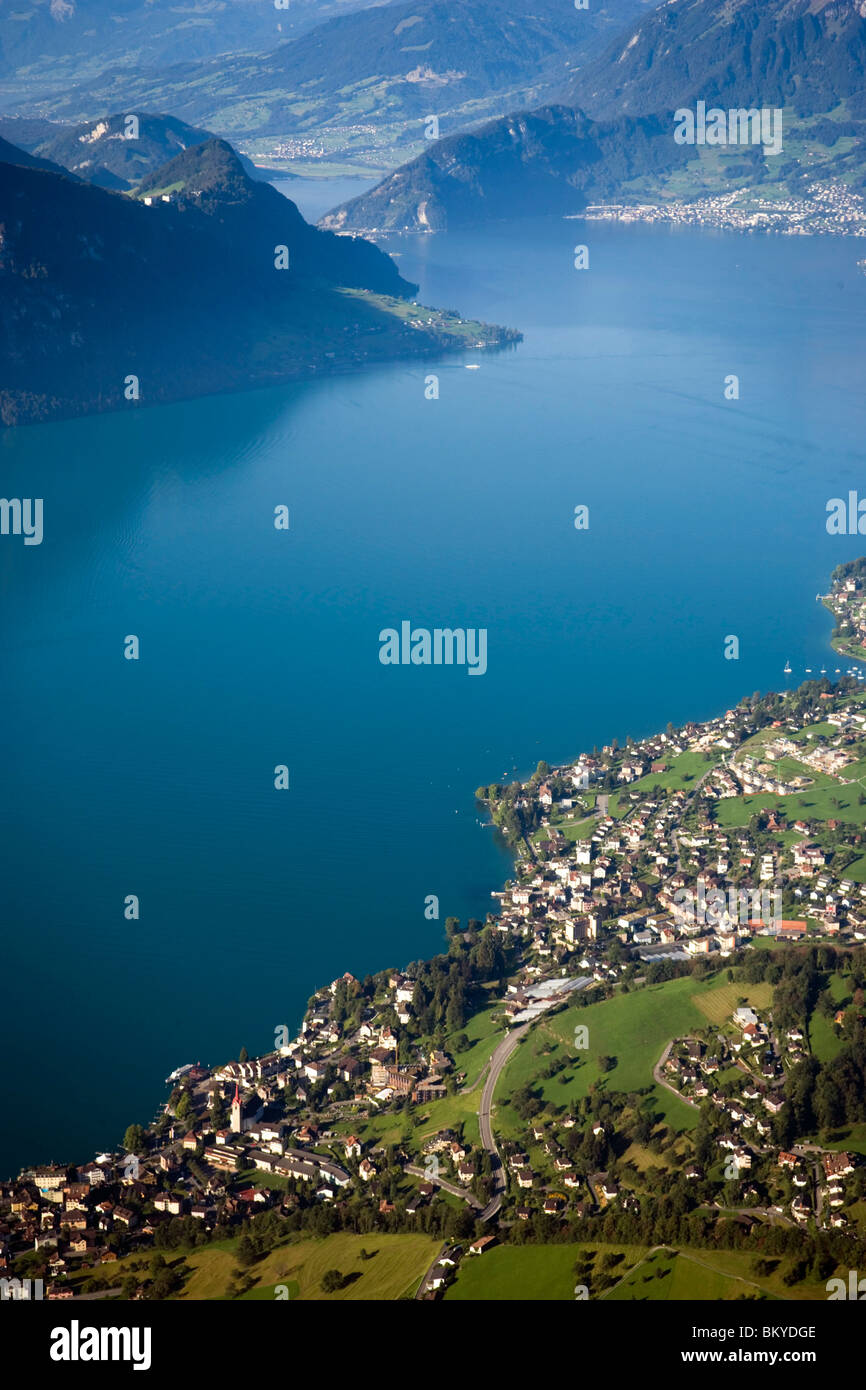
[1,199,864,1173]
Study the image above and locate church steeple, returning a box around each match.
[231,1081,242,1134]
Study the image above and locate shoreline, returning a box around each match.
[10,559,864,1183]
[0,301,522,431]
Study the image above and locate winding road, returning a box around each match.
[477,1023,529,1221]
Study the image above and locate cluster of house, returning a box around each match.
[487,689,866,982]
[0,1153,235,1299]
[823,572,866,655]
[1,960,483,1296]
[662,1010,861,1229]
[8,657,866,1298]
[729,753,811,797]
[502,1117,595,1212]
[286,972,456,1106]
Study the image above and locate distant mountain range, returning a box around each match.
[0,112,261,189]
[6,0,660,169]
[328,0,866,230]
[0,137,513,426]
[0,0,384,96]
[568,0,866,121]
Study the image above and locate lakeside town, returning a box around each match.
[4,559,866,1302]
[582,180,866,237]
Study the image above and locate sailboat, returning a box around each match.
[783,660,792,674]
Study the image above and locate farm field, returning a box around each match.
[70,1230,441,1301]
[444,1243,645,1301]
[693,980,774,1024]
[444,1242,834,1301]
[180,1231,440,1301]
[601,1248,785,1301]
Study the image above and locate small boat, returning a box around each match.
[820,666,827,675]
[465,364,481,370]
[805,667,812,674]
[783,661,792,674]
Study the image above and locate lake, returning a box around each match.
[1,193,865,1175]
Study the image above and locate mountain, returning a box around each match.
[0,137,515,426]
[132,136,412,288]
[10,0,661,169]
[0,132,69,176]
[329,0,866,230]
[323,104,693,231]
[0,0,384,95]
[0,112,262,189]
[568,0,866,121]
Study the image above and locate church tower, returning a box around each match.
[231,1081,243,1134]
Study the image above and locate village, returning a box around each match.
[4,564,866,1301]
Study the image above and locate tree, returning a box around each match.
[123,1124,147,1156]
[236,1234,259,1268]
[239,1046,249,1064]
[211,1092,228,1129]
[321,1269,345,1293]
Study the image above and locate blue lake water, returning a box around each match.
[2,205,865,1175]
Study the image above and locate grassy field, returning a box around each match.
[809,1015,846,1062]
[337,1088,482,1152]
[446,1003,503,1089]
[807,1121,866,1157]
[444,1241,834,1301]
[72,1230,441,1302]
[622,1137,682,1172]
[608,751,716,819]
[716,776,866,828]
[693,980,774,1024]
[444,1243,645,1301]
[841,853,866,882]
[178,1231,440,1301]
[601,1248,783,1301]
[492,975,720,1138]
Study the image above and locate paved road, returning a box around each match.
[652,1041,699,1109]
[415,1243,448,1301]
[477,1023,530,1221]
[405,1165,482,1209]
